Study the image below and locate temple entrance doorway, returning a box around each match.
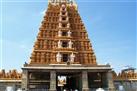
[88,72,107,90]
[57,72,82,91]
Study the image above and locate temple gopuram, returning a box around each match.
[0,0,136,91]
[21,0,114,91]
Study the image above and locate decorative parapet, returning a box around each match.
[112,68,137,81]
[0,69,22,80]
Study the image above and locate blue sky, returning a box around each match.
[0,0,136,73]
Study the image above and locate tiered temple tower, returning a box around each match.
[21,0,114,91]
[29,0,96,65]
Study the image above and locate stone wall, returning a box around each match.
[0,82,21,91]
[114,80,137,91]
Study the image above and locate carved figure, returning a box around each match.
[68,40,73,48]
[61,4,65,8]
[68,30,71,37]
[58,40,62,48]
[67,23,70,28]
[56,52,62,62]
[59,23,62,28]
[58,30,62,37]
[70,53,75,63]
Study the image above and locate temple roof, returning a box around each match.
[112,68,137,81]
[0,68,137,81]
[0,69,22,80]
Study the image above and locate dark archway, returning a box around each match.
[56,72,82,91]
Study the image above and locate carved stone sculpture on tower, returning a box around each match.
[61,4,65,8]
[58,30,62,37]
[68,30,71,37]
[67,23,70,28]
[68,40,73,48]
[70,53,75,63]
[56,52,62,63]
[59,23,62,28]
[58,40,62,48]
[66,17,69,21]
[59,17,62,22]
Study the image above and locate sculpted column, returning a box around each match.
[107,71,115,91]
[50,71,56,91]
[82,71,89,91]
[21,69,29,91]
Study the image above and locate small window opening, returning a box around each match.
[62,8,65,11]
[62,12,66,15]
[62,32,67,36]
[62,54,69,62]
[62,41,68,47]
[62,24,66,28]
[62,17,66,20]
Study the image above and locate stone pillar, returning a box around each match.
[82,71,89,91]
[50,71,56,91]
[21,69,29,91]
[102,73,107,88]
[107,71,115,91]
